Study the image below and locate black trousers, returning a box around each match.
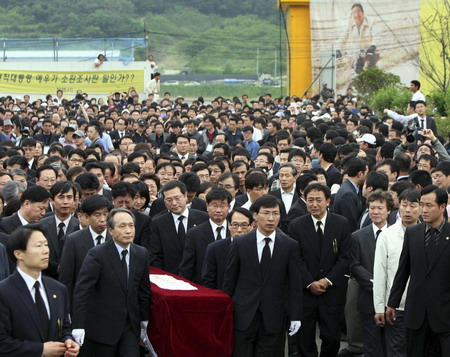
[289,304,342,357]
[406,317,450,357]
[384,310,406,357]
[360,312,385,357]
[79,319,140,357]
[233,310,286,357]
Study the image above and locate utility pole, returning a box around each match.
[274,50,277,79]
[256,48,259,77]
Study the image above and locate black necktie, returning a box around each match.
[216,226,223,240]
[260,237,271,277]
[376,229,382,240]
[34,281,49,341]
[317,221,323,252]
[178,216,186,242]
[96,235,103,246]
[57,222,65,240]
[420,119,425,129]
[181,156,186,160]
[121,249,128,288]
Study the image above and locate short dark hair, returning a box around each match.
[161,180,187,195]
[120,162,140,176]
[365,171,389,191]
[245,172,268,190]
[7,224,46,262]
[84,161,106,175]
[435,161,450,176]
[420,185,448,206]
[304,183,331,200]
[6,156,28,170]
[111,181,137,199]
[409,170,432,189]
[20,185,51,205]
[398,188,420,204]
[36,165,58,180]
[205,187,232,204]
[179,172,201,193]
[218,172,239,189]
[131,181,150,208]
[75,172,100,191]
[250,194,282,213]
[81,195,112,215]
[50,181,77,199]
[411,80,421,89]
[394,154,411,173]
[227,207,254,224]
[319,143,337,163]
[345,157,368,177]
[390,180,414,197]
[127,151,147,163]
[107,208,135,229]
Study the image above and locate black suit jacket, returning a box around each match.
[103,188,113,202]
[149,197,207,217]
[202,237,232,290]
[269,188,300,233]
[0,271,73,356]
[33,133,60,145]
[0,243,9,281]
[332,180,363,233]
[109,130,132,148]
[388,222,450,333]
[286,198,308,224]
[179,220,231,284]
[350,225,379,313]
[0,214,23,234]
[235,193,249,206]
[289,213,351,308]
[72,240,150,345]
[59,228,111,305]
[40,215,80,280]
[132,210,151,252]
[326,164,342,188]
[223,230,303,333]
[150,209,208,274]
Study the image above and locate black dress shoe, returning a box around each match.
[338,348,363,356]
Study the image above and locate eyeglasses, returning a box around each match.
[230,223,250,229]
[218,183,236,190]
[70,158,83,163]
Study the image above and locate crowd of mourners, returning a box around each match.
[0,78,448,357]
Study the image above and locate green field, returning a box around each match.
[160,84,286,101]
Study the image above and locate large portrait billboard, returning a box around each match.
[310,0,420,95]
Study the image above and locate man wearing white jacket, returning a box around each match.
[373,188,421,356]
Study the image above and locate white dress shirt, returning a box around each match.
[17,211,30,226]
[89,226,107,245]
[17,267,50,318]
[55,216,72,235]
[172,207,189,234]
[281,186,295,213]
[256,229,276,262]
[372,223,388,239]
[209,219,227,240]
[373,220,408,313]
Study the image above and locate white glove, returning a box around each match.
[141,321,148,330]
[72,329,85,346]
[288,321,301,336]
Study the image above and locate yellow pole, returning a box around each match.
[278,0,311,97]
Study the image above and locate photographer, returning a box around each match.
[394,128,450,162]
[385,100,437,135]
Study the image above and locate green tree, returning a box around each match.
[370,86,411,116]
[353,68,401,101]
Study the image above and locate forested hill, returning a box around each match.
[0,0,285,74]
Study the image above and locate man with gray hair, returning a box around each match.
[2,181,26,204]
[72,208,151,356]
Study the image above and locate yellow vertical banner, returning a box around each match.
[0,69,144,94]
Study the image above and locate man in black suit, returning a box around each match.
[33,119,61,147]
[109,118,131,149]
[286,172,318,223]
[223,195,303,356]
[110,181,151,252]
[288,183,351,357]
[59,195,112,304]
[0,225,79,357]
[149,172,207,217]
[72,208,150,356]
[333,157,368,233]
[387,185,450,356]
[318,143,342,188]
[150,181,208,274]
[84,162,113,202]
[202,207,254,290]
[218,172,243,210]
[0,185,51,234]
[413,100,438,135]
[351,190,393,357]
[269,163,299,233]
[179,187,232,284]
[40,182,80,280]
